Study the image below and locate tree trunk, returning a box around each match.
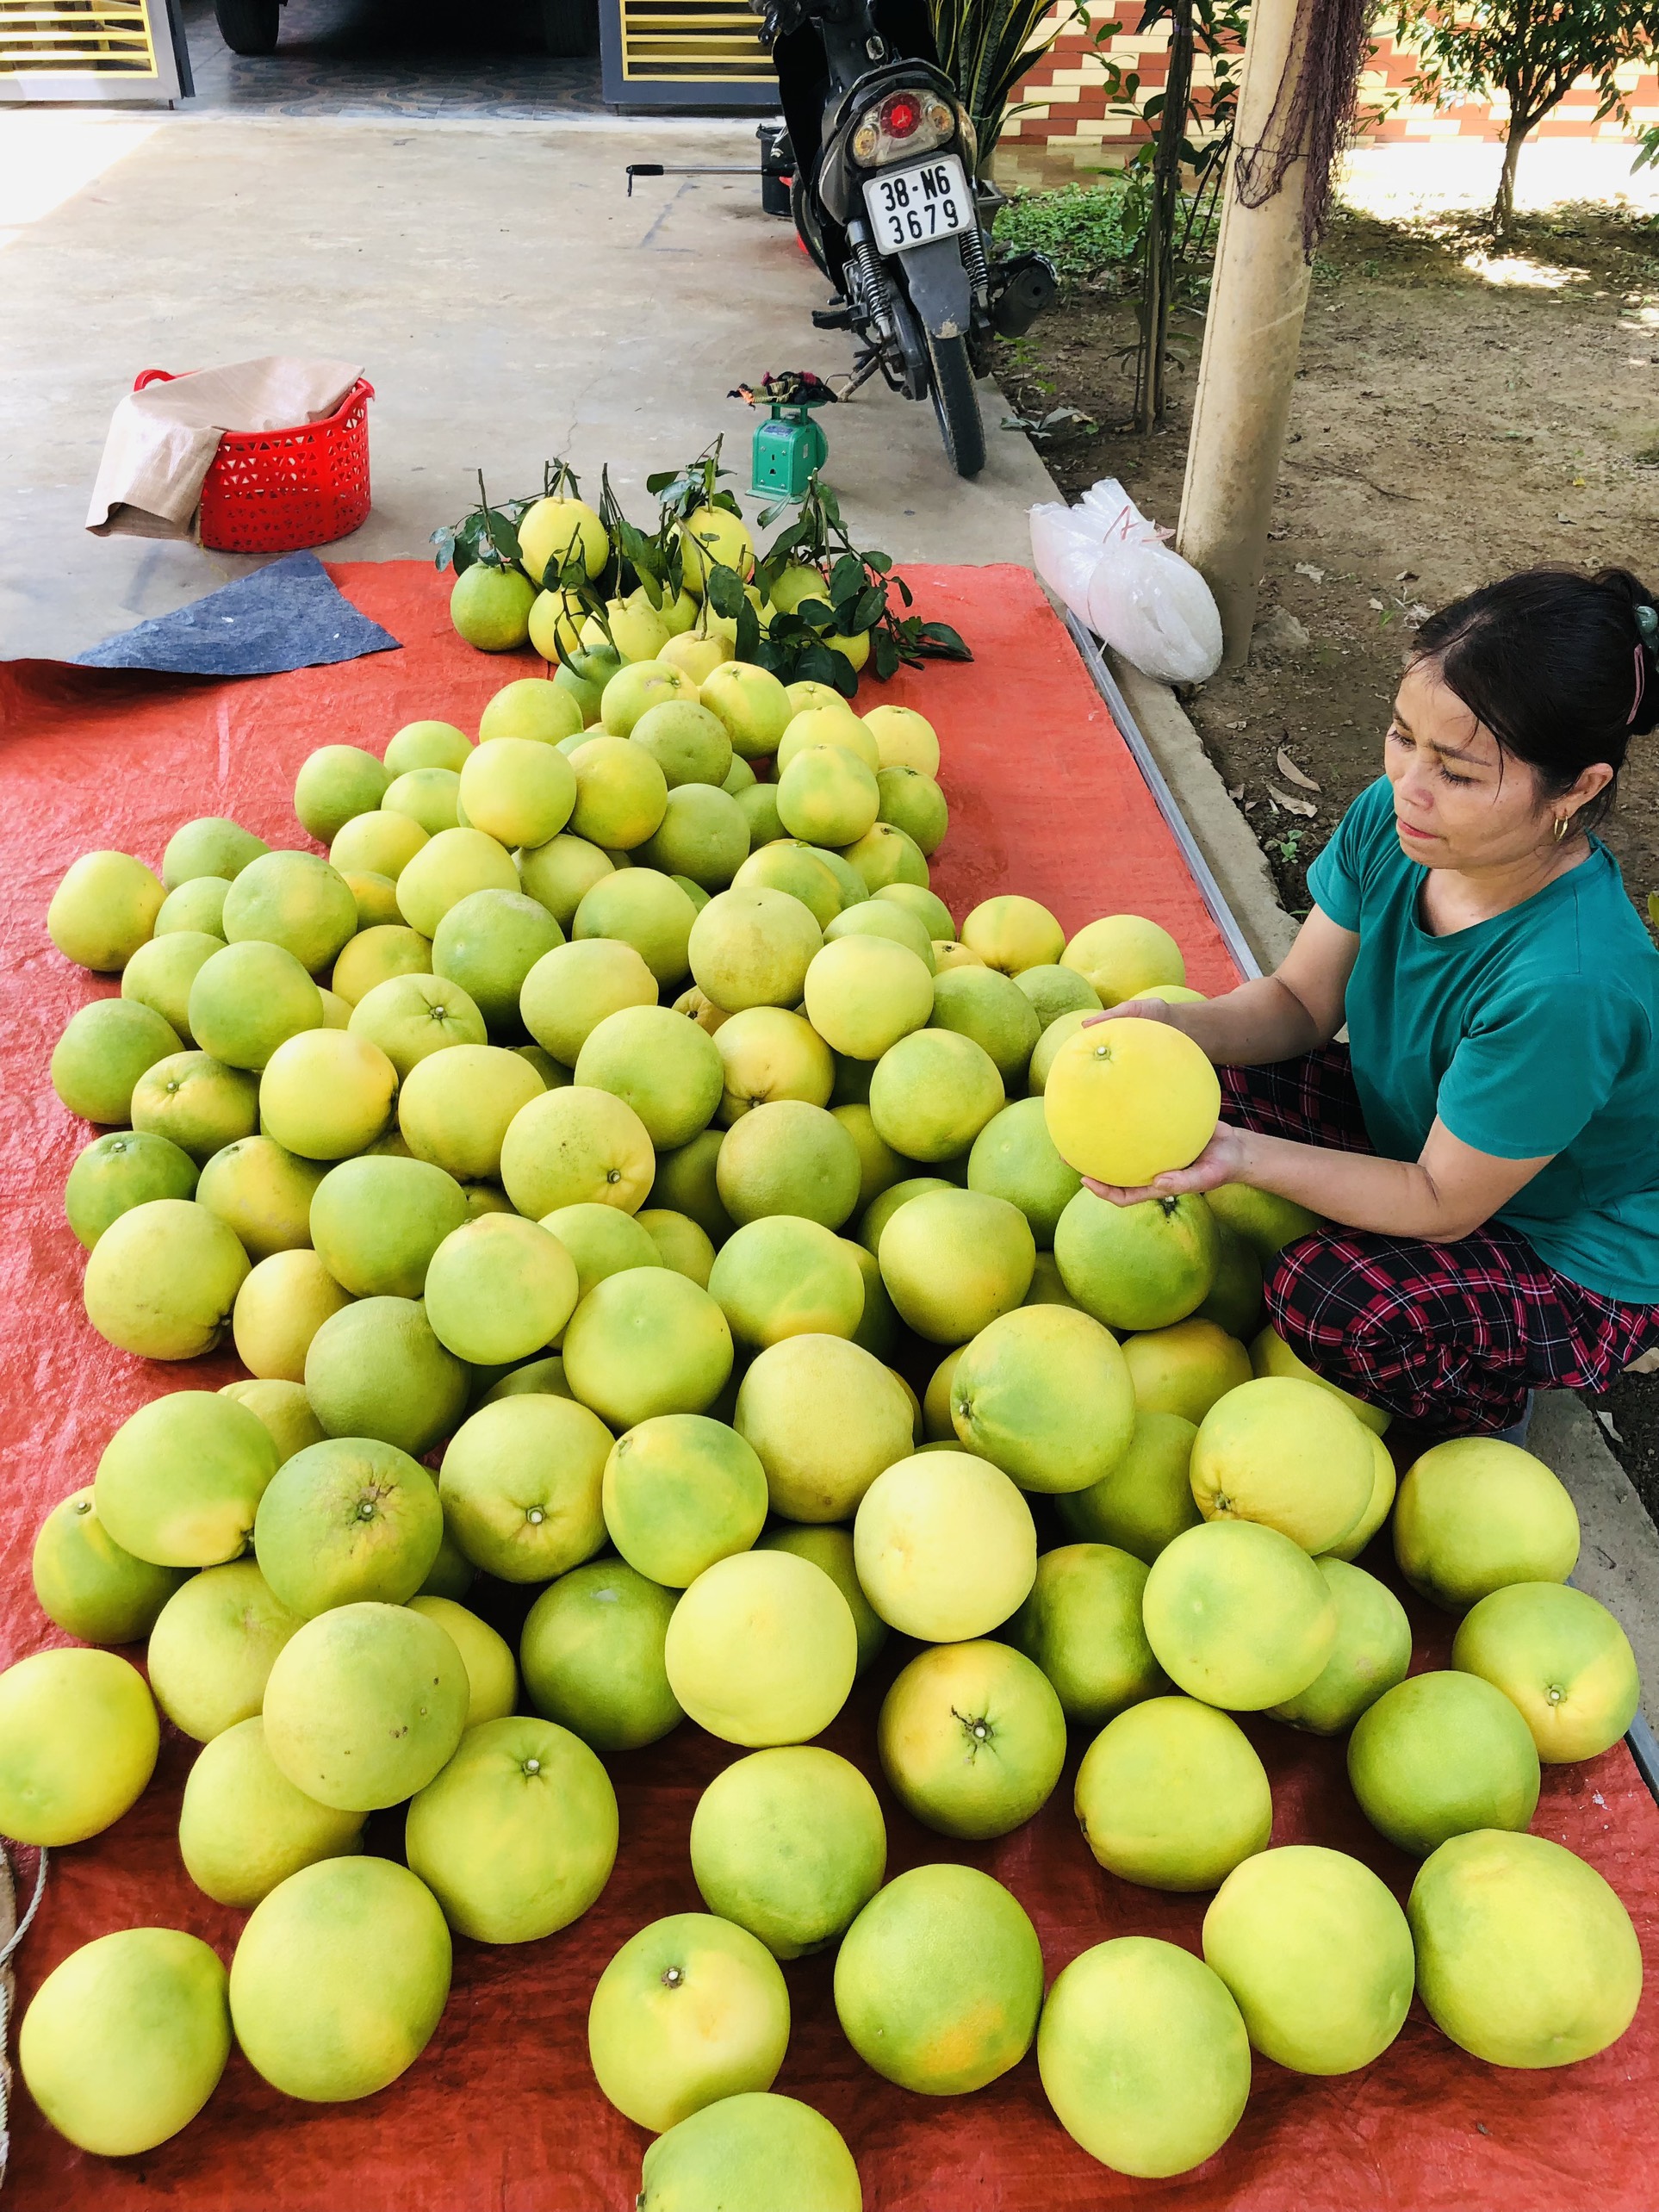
[1494,120,1530,238]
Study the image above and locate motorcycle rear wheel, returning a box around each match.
[925,329,985,479]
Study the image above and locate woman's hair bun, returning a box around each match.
[1596,568,1659,739]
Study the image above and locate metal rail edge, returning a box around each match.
[1063,609,1659,1810]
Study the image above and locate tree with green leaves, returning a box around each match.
[1397,0,1659,235]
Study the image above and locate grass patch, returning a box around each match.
[994,182,1143,289]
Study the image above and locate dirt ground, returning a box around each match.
[996,193,1659,1488]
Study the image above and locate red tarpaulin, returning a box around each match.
[0,562,1653,2211]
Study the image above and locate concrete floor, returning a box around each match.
[0,109,1056,662]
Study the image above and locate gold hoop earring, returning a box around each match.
[1553,815,1573,843]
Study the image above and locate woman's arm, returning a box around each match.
[1087,1117,1553,1245]
[1097,908,1361,1066]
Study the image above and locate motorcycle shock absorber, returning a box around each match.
[848,220,897,341]
[959,221,991,304]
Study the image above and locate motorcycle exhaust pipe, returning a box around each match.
[990,252,1058,339]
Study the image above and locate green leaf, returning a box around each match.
[795,641,841,688]
[792,598,836,634]
[430,525,457,574]
[872,627,904,681]
[851,585,886,633]
[735,601,761,662]
[705,563,748,620]
[914,619,973,661]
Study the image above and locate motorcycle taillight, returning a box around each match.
[850,85,956,167]
[883,94,921,137]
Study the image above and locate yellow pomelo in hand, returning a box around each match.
[1074,1694,1271,1891]
[665,1550,856,1746]
[84,1196,250,1359]
[1143,1519,1337,1709]
[1190,1376,1376,1556]
[400,1042,546,1182]
[260,1028,397,1159]
[1251,1321,1391,1433]
[864,703,939,775]
[588,1911,788,2132]
[1395,1438,1580,1610]
[736,1334,915,1519]
[423,1215,580,1364]
[330,807,428,880]
[519,495,608,583]
[690,885,823,1012]
[854,1450,1037,1640]
[805,935,933,1059]
[178,1715,364,1908]
[386,719,471,774]
[0,1648,158,1846]
[48,850,165,972]
[1044,1016,1221,1186]
[459,736,576,848]
[1062,913,1185,1003]
[233,1248,353,1381]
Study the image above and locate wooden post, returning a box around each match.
[1176,0,1313,665]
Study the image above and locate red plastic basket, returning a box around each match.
[133,369,376,555]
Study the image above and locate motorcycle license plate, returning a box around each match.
[861,156,972,253]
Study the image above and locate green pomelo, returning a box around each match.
[187,940,322,1072]
[575,1003,723,1149]
[431,887,562,1036]
[834,1863,1042,2096]
[688,885,823,1013]
[733,840,841,929]
[856,1173,951,1253]
[1206,1181,1322,1264]
[220,1378,326,1466]
[879,1187,1035,1344]
[841,820,929,892]
[664,1549,856,1746]
[735,1334,914,1520]
[348,972,488,1079]
[1202,1843,1414,2075]
[262,1602,468,1812]
[602,1414,767,1587]
[438,1393,612,1581]
[162,817,268,889]
[196,1135,325,1261]
[221,849,357,973]
[1194,1221,1266,1339]
[0,1648,158,1845]
[1142,1519,1336,1710]
[406,1713,617,1943]
[385,719,471,775]
[1324,1431,1398,1563]
[496,1082,656,1219]
[1121,1317,1252,1427]
[777,743,879,845]
[482,672,589,741]
[966,1095,1082,1246]
[407,1595,515,1724]
[423,1214,581,1364]
[877,881,953,939]
[47,849,165,971]
[689,1745,885,1960]
[1408,1829,1643,2067]
[867,1027,1003,1162]
[854,1450,1036,1642]
[948,1304,1134,1492]
[146,1559,301,1740]
[1190,1375,1372,1553]
[589,1911,787,2133]
[20,1929,230,2158]
[330,808,429,879]
[309,1153,469,1298]
[1013,962,1101,1023]
[519,935,656,1065]
[132,1051,260,1165]
[1037,1937,1251,2178]
[94,1390,277,1568]
[1395,1438,1581,1611]
[929,965,1040,1088]
[156,875,232,936]
[304,1296,469,1457]
[638,783,750,891]
[178,1716,363,1908]
[397,826,519,940]
[541,1201,663,1307]
[1270,1558,1413,1734]
[699,662,792,759]
[1053,1190,1218,1331]
[1007,1542,1165,1727]
[707,1215,864,1350]
[637,1206,716,1284]
[735,781,783,848]
[713,1005,835,1124]
[259,1029,398,1160]
[419,1529,478,1602]
[1452,1581,1640,1762]
[714,1099,861,1231]
[120,929,224,1041]
[516,831,613,929]
[847,1238,899,1358]
[384,767,459,836]
[295,744,389,841]
[637,2093,862,2212]
[232,1248,353,1382]
[875,762,947,852]
[65,1128,198,1250]
[562,1270,734,1428]
[1075,1694,1271,1891]
[1054,1410,1200,1563]
[823,897,933,968]
[520,1558,684,1750]
[229,1855,451,2099]
[31,1487,188,1643]
[252,1438,442,1618]
[755,1522,888,1675]
[879,1639,1066,1840]
[1347,1669,1542,1855]
[573,868,697,987]
[398,1041,546,1184]
[51,997,181,1124]
[649,1127,735,1246]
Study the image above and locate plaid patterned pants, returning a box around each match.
[1221,1047,1659,1435]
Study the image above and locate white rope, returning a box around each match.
[0,1846,48,2191]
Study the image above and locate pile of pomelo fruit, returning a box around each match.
[7,500,1647,2207]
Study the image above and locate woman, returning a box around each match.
[1087,566,1659,1443]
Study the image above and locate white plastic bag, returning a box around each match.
[1029,477,1223,686]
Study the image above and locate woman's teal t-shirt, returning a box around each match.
[1306,774,1659,1303]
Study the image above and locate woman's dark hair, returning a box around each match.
[1410,566,1659,831]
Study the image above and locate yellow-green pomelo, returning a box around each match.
[649,1128,736,1247]
[1452,1581,1639,1762]
[833,1103,905,1221]
[94,1389,276,1569]
[875,884,952,946]
[385,719,471,774]
[1324,1430,1399,1562]
[1043,1016,1220,1186]
[689,885,823,1012]
[775,706,872,776]
[639,783,749,891]
[735,1334,914,1520]
[592,594,674,665]
[1077,1693,1271,1891]
[309,1153,469,1298]
[716,1099,861,1230]
[231,1853,450,2101]
[637,1206,716,1285]
[1347,1670,1541,1855]
[146,1559,301,1738]
[790,838,866,910]
[957,893,1063,978]
[574,1003,722,1152]
[396,825,519,939]
[1007,1543,1165,1727]
[65,1128,198,1250]
[340,885,405,946]
[20,1927,229,2159]
[776,743,879,847]
[347,972,486,1078]
[521,1558,682,1749]
[253,1438,441,1617]
[1269,1557,1413,1734]
[1026,1008,1087,1094]
[835,1862,1041,2096]
[179,1715,363,1908]
[857,1172,950,1253]
[1121,1319,1251,1428]
[331,807,430,881]
[161,817,268,887]
[875,764,947,854]
[733,840,842,929]
[804,935,932,1062]
[690,1746,885,1960]
[0,1647,158,1845]
[542,1199,663,1305]
[457,736,577,850]
[498,1083,655,1219]
[84,1193,249,1359]
[51,997,182,1125]
[423,1214,580,1364]
[520,936,656,1067]
[439,1393,611,1581]
[192,1134,320,1262]
[783,677,854,717]
[480,1354,571,1406]
[966,1094,1082,1246]
[156,875,232,936]
[629,699,732,791]
[707,1216,864,1350]
[1038,1936,1250,2179]
[1061,913,1184,1003]
[478,674,585,743]
[566,732,669,850]
[1055,1410,1202,1563]
[294,743,389,843]
[665,1548,856,1746]
[854,1451,1036,1640]
[400,1041,546,1182]
[564,1267,734,1428]
[49,849,167,972]
[1190,1376,1372,1553]
[1395,1438,1580,1611]
[517,834,613,933]
[1250,1321,1390,1434]
[220,1376,326,1464]
[384,767,461,835]
[756,1525,886,1675]
[232,1248,352,1382]
[131,1049,259,1164]
[603,1414,767,1587]
[1023,1249,1081,1309]
[878,1187,1035,1344]
[638,2093,861,2212]
[430,888,562,1037]
[948,1304,1134,1493]
[1408,1829,1642,2067]
[304,1296,469,1457]
[838,822,926,896]
[712,1006,833,1123]
[262,1600,468,1813]
[1145,1519,1337,1708]
[32,1487,186,1643]
[259,1028,397,1162]
[1142,983,1207,1003]
[599,661,697,739]
[1053,1188,1216,1331]
[861,700,937,774]
[221,849,356,974]
[699,662,792,760]
[734,783,781,851]
[1015,962,1102,1028]
[405,1712,616,1943]
[451,562,535,649]
[121,929,224,1041]
[518,495,610,587]
[589,1912,787,2134]
[823,898,933,971]
[878,1639,1066,1841]
[1206,1181,1322,1264]
[407,1595,515,1726]
[867,1027,1003,1164]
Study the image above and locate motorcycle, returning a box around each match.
[758,0,1056,479]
